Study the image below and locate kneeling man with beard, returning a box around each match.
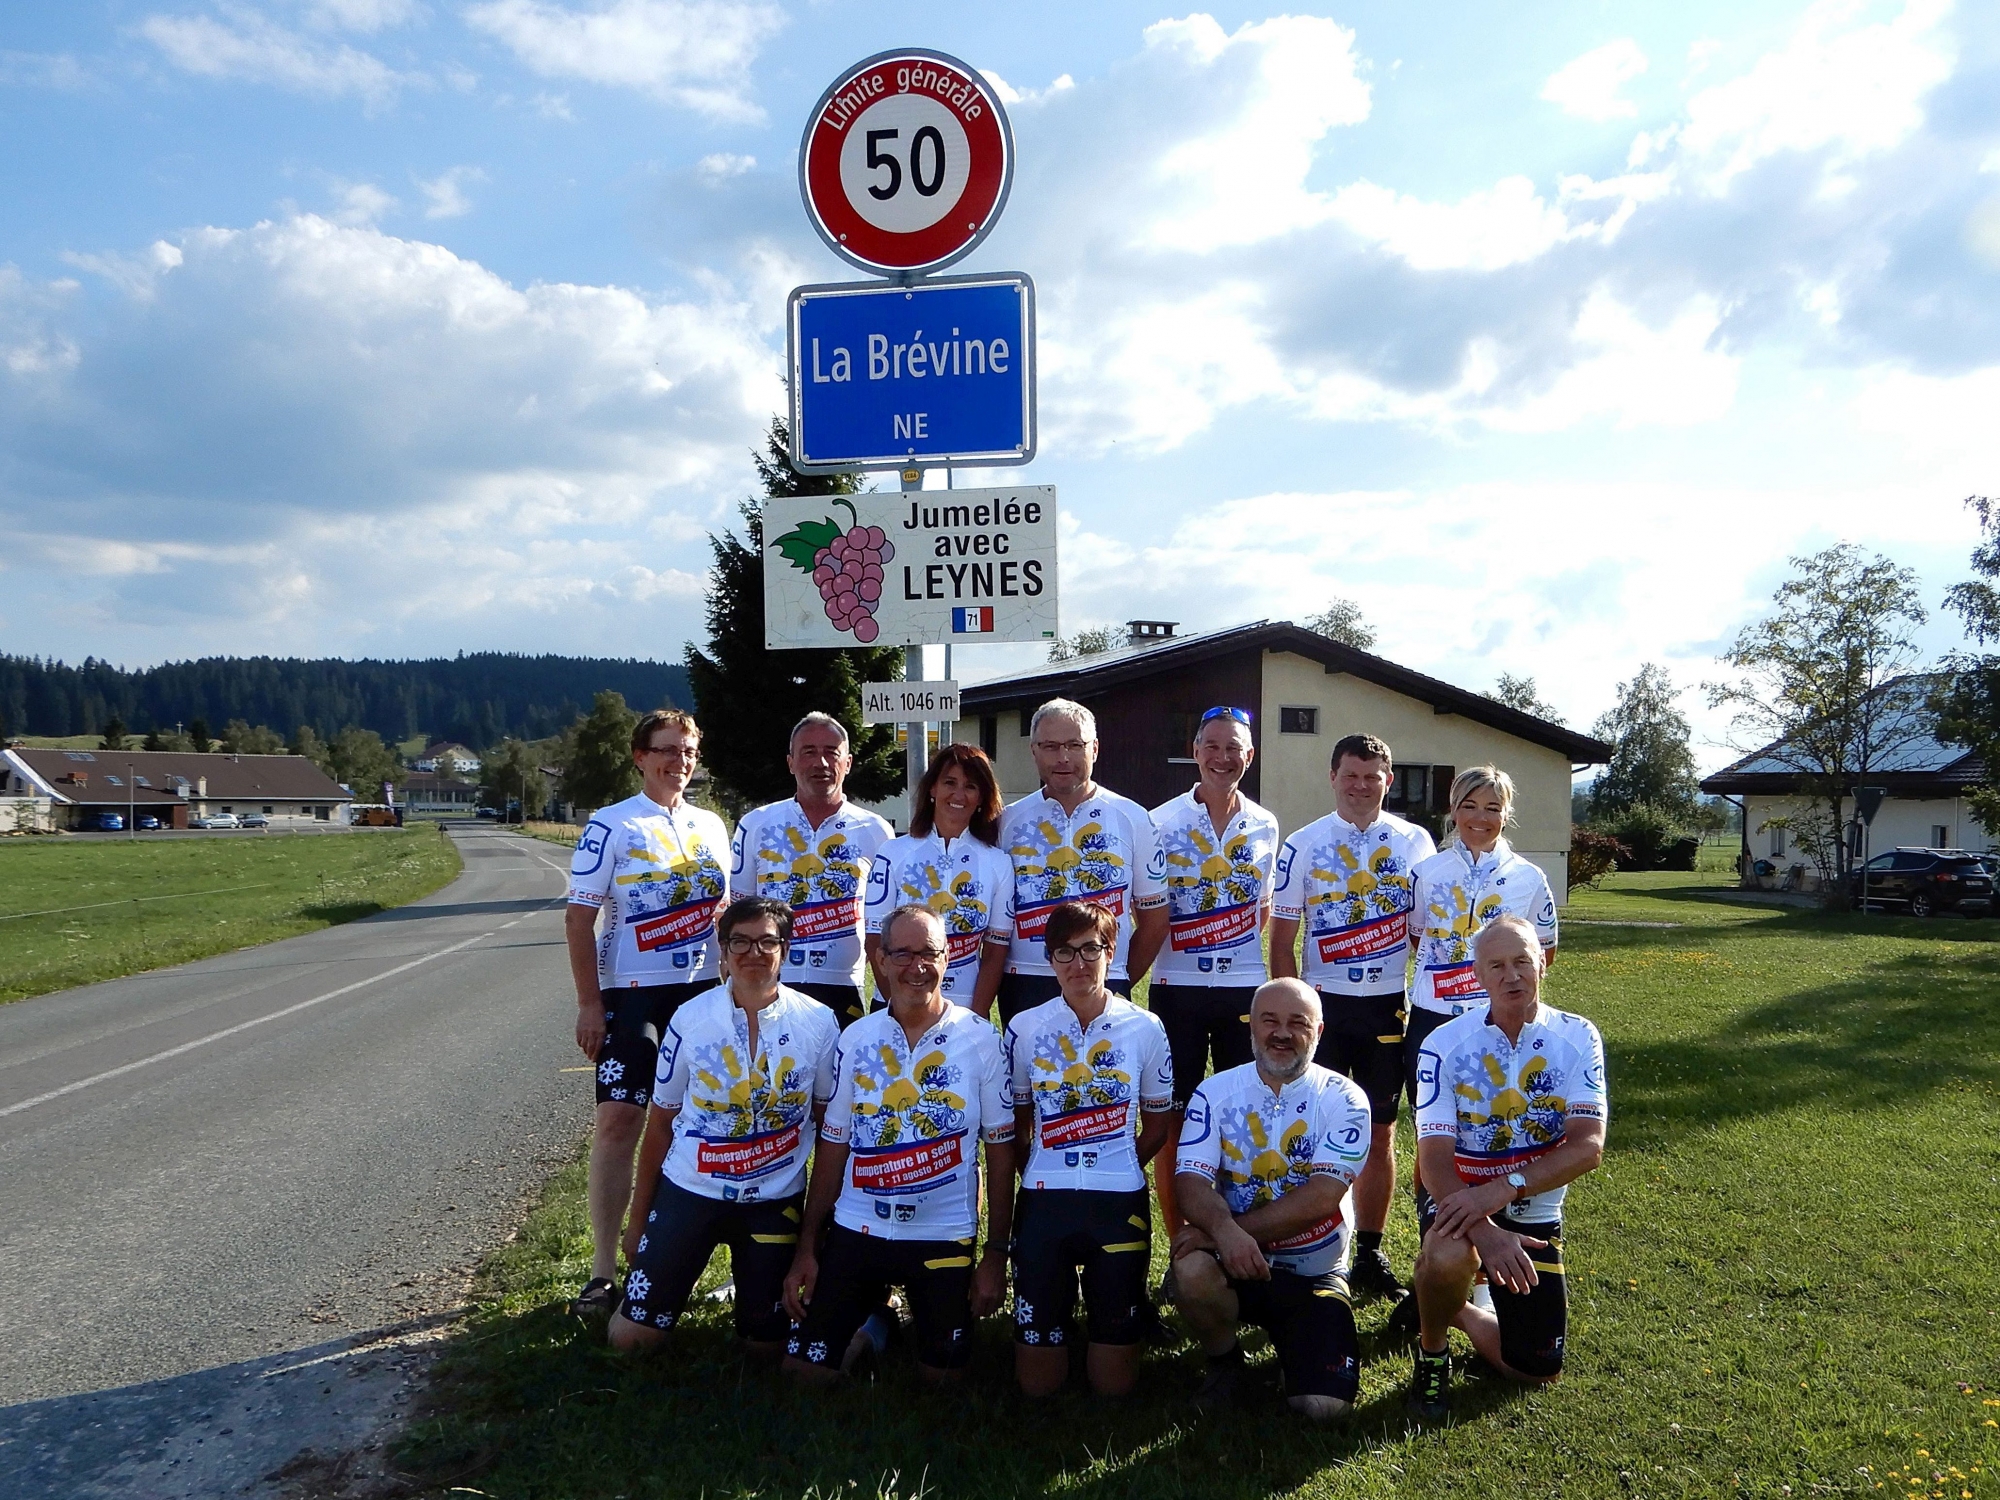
[1168,978,1374,1419]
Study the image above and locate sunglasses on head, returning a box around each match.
[1201,706,1252,727]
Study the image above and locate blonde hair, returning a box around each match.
[1447,764,1515,842]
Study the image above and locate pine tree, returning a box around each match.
[190,718,213,753]
[561,691,642,814]
[99,716,128,750]
[686,419,904,808]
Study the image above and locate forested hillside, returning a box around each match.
[0,653,690,747]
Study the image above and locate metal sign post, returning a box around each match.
[1855,785,1887,912]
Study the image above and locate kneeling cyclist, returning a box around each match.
[607,897,839,1357]
[1170,979,1372,1420]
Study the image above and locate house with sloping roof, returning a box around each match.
[2,747,353,829]
[951,619,1611,900]
[1699,683,1991,872]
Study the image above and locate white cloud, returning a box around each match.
[1327,176,1577,271]
[1677,0,1954,190]
[0,50,93,89]
[302,0,422,31]
[463,0,782,121]
[417,165,485,217]
[332,180,397,224]
[1541,38,1648,122]
[139,5,420,105]
[693,152,753,181]
[59,240,186,301]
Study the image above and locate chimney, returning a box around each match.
[1126,620,1178,646]
[197,776,207,798]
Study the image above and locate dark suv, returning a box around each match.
[1848,848,1994,918]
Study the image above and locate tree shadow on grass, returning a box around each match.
[1605,942,2000,1155]
[402,1298,1530,1500]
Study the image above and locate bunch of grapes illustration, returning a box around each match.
[771,498,897,644]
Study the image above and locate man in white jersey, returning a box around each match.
[782,904,1016,1384]
[1269,732,1436,1301]
[566,708,731,1318]
[730,712,893,1028]
[1006,901,1177,1398]
[608,896,840,1356]
[996,698,1168,1025]
[1170,978,1372,1419]
[1407,916,1606,1420]
[1147,705,1280,1237]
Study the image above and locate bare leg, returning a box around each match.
[1169,1252,1240,1356]
[1451,1303,1559,1385]
[587,1101,645,1281]
[1411,1232,1478,1352]
[606,1310,667,1354]
[1016,1344,1069,1397]
[1155,1157,1184,1238]
[1085,1342,1140,1397]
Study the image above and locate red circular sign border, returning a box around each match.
[799,49,1014,276]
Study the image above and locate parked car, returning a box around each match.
[136,815,162,830]
[242,814,270,829]
[1847,848,1994,918]
[194,812,242,830]
[85,812,124,831]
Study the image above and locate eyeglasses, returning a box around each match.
[640,744,697,760]
[1033,740,1088,755]
[1201,706,1252,727]
[724,934,784,956]
[1048,941,1110,964]
[882,945,946,965]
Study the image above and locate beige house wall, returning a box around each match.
[1745,793,1995,874]
[1258,651,1577,900]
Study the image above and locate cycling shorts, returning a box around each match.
[1417,1202,1568,1379]
[997,974,1131,1026]
[1312,989,1406,1123]
[1230,1268,1361,1402]
[1011,1188,1151,1348]
[788,1224,977,1372]
[1147,983,1255,1106]
[789,981,868,1030]
[1403,1005,1454,1109]
[595,982,709,1108]
[618,1178,801,1343]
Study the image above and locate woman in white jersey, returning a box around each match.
[864,743,1014,1018]
[1406,765,1559,1103]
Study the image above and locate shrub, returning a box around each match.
[1597,802,1689,871]
[1569,829,1629,891]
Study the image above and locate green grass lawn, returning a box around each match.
[400,872,2000,1500]
[0,829,462,1002]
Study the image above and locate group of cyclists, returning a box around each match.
[563,698,1607,1420]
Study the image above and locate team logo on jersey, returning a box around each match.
[572,820,611,875]
[683,1032,815,1177]
[1009,814,1129,910]
[1027,1030,1131,1144]
[895,861,994,963]
[849,1039,969,1147]
[1161,823,1265,949]
[1444,1049,1573,1179]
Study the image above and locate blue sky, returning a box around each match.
[4,0,1997,765]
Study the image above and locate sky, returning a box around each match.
[3,0,1997,768]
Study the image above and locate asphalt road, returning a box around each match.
[0,826,585,1423]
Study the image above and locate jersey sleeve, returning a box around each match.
[1413,1029,1457,1139]
[728,813,752,893]
[981,845,1015,942]
[1137,1013,1176,1111]
[1173,1082,1222,1180]
[1566,1018,1608,1123]
[863,844,896,934]
[653,1013,693,1110]
[1310,1083,1372,1183]
[1270,833,1306,920]
[809,1012,839,1106]
[973,1027,1014,1143]
[819,1033,856,1144]
[1130,807,1167,908]
[1003,1017,1030,1109]
[566,816,615,907]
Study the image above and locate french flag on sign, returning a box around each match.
[952,607,995,634]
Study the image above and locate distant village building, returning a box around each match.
[415,741,482,774]
[2,748,353,830]
[400,769,481,817]
[954,620,1611,900]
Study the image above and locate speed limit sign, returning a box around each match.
[799,48,1014,277]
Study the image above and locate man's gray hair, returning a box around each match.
[789,711,850,750]
[1472,914,1544,965]
[1029,698,1097,743]
[881,902,944,949]
[1251,976,1323,1023]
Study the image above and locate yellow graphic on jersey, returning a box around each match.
[850,1043,968,1146]
[1164,828,1262,913]
[1307,841,1414,923]
[1216,1106,1313,1210]
[760,823,865,906]
[688,1036,813,1139]
[615,829,726,906]
[1451,1053,1568,1152]
[899,863,991,936]
[1029,1031,1131,1113]
[1010,818,1126,902]
[1422,883,1507,963]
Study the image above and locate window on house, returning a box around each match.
[1931,824,1949,848]
[1279,705,1318,734]
[263,805,273,814]
[1385,763,1453,816]
[1770,827,1786,856]
[1018,708,1032,737]
[980,715,998,758]
[106,776,122,786]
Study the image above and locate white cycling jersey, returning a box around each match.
[730,798,894,989]
[1147,788,1280,986]
[1005,994,1175,1192]
[567,793,731,987]
[863,832,1015,1002]
[1408,840,1558,1016]
[999,787,1167,981]
[1270,809,1436,996]
[653,982,839,1203]
[1175,1061,1372,1277]
[820,1003,1013,1240]
[1414,1003,1607,1224]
